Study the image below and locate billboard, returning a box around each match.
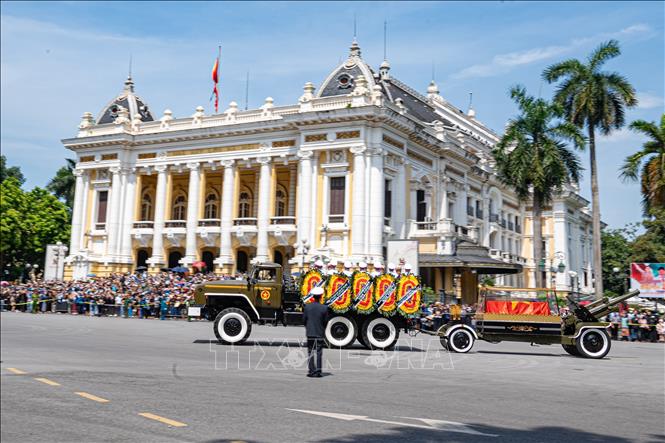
[630,263,665,298]
[387,240,419,275]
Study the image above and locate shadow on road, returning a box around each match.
[475,349,563,358]
[203,423,653,443]
[192,339,425,352]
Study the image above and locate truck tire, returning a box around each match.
[361,317,399,351]
[447,328,475,353]
[575,328,611,359]
[561,344,580,356]
[324,316,357,348]
[214,308,252,345]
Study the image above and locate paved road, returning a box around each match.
[1,312,663,442]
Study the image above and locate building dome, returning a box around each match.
[96,76,154,124]
[316,39,377,98]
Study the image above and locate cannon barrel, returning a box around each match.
[586,289,640,318]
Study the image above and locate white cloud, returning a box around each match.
[451,23,653,80]
[636,91,664,109]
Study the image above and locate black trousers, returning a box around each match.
[307,338,324,375]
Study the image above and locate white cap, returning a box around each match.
[388,262,396,270]
[314,260,324,268]
[310,286,324,296]
[327,262,336,268]
[374,261,384,269]
[405,263,413,271]
[359,261,368,269]
[344,261,352,268]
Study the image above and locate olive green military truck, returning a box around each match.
[188,262,408,349]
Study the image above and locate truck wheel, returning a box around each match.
[361,317,399,351]
[562,344,580,356]
[214,308,252,345]
[325,316,357,348]
[575,329,611,359]
[447,328,475,353]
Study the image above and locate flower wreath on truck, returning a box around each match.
[300,269,324,304]
[374,273,397,316]
[325,273,353,313]
[351,271,375,314]
[395,274,422,317]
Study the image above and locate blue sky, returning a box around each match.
[1,1,663,229]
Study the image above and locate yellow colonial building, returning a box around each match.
[62,40,596,297]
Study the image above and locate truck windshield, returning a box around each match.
[255,268,276,282]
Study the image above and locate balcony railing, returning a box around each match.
[233,217,257,226]
[270,216,296,225]
[165,220,186,228]
[466,206,474,217]
[198,219,220,227]
[94,223,106,231]
[133,221,154,229]
[328,215,344,224]
[508,221,514,231]
[415,221,437,231]
[515,224,522,233]
[476,209,484,219]
[489,213,499,223]
[455,224,469,236]
[384,217,391,227]
[500,219,507,228]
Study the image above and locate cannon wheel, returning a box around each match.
[562,344,580,356]
[575,328,611,359]
[447,328,475,353]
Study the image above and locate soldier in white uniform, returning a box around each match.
[325,261,337,277]
[387,263,399,278]
[343,261,354,277]
[370,261,383,278]
[403,263,413,276]
[313,260,324,272]
[358,262,368,274]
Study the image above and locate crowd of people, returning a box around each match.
[0,272,229,320]
[2,272,664,343]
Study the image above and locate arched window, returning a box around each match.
[239,190,251,218]
[275,186,287,217]
[204,192,219,219]
[172,194,187,220]
[140,193,153,221]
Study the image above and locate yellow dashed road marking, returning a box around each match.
[75,392,109,403]
[6,368,27,375]
[138,412,187,427]
[34,377,60,386]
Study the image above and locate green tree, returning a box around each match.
[601,227,635,297]
[543,39,638,298]
[47,158,76,210]
[629,209,665,264]
[0,155,25,185]
[0,177,71,280]
[620,115,665,215]
[494,86,584,288]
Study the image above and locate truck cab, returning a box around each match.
[190,263,302,344]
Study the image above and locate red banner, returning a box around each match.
[485,300,550,316]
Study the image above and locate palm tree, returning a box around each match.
[494,86,584,288]
[620,115,665,215]
[47,159,76,210]
[543,39,637,298]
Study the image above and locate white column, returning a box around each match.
[217,160,235,265]
[106,166,123,258]
[288,164,297,217]
[394,158,407,238]
[350,146,366,258]
[296,150,313,251]
[69,169,87,254]
[118,170,137,261]
[368,149,384,259]
[149,165,168,265]
[255,156,272,263]
[309,153,319,249]
[183,162,201,263]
